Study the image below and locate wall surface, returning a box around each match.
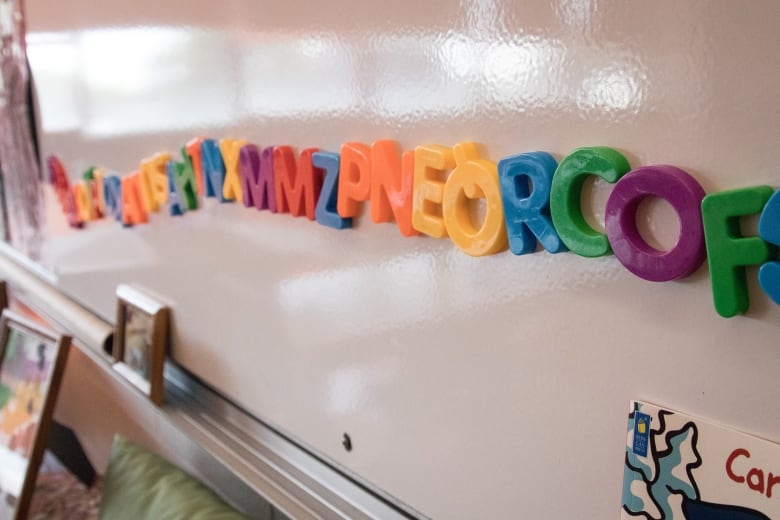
[24,2,780,518]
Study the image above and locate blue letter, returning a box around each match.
[201,138,227,202]
[313,152,352,229]
[498,151,566,255]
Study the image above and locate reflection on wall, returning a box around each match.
[29,27,237,136]
[28,17,646,141]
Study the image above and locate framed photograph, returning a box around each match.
[113,285,168,406]
[0,310,71,520]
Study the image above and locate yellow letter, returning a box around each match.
[442,142,507,256]
[412,144,454,238]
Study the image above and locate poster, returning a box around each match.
[622,401,778,520]
[0,326,56,519]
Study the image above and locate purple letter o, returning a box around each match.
[605,165,706,282]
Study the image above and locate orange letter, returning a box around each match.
[337,142,371,218]
[121,174,148,226]
[370,140,418,237]
[274,146,323,220]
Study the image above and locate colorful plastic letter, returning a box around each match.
[121,174,148,226]
[46,156,82,228]
[412,144,455,238]
[89,167,105,218]
[201,139,227,202]
[337,142,371,219]
[186,137,205,196]
[47,155,70,207]
[173,146,199,211]
[167,161,185,216]
[47,155,69,201]
[550,147,631,257]
[239,144,277,212]
[73,181,94,222]
[274,146,322,220]
[220,138,248,202]
[103,175,123,222]
[370,140,418,237]
[605,165,706,282]
[441,142,507,256]
[313,151,352,229]
[701,186,773,317]
[756,189,780,304]
[139,153,171,212]
[498,151,566,255]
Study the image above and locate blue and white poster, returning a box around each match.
[622,401,779,520]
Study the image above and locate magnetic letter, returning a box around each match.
[139,153,171,212]
[202,139,227,202]
[701,186,773,317]
[186,137,205,196]
[498,151,565,255]
[605,165,706,282]
[89,167,105,218]
[370,140,418,237]
[172,146,199,211]
[46,156,82,228]
[220,138,248,202]
[121,174,148,226]
[73,182,94,222]
[167,161,186,216]
[337,142,371,219]
[239,144,277,211]
[274,146,322,220]
[442,142,507,256]
[412,144,455,238]
[550,147,631,257]
[313,151,352,229]
[757,189,780,304]
[103,175,123,222]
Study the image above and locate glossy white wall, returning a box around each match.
[26,2,780,518]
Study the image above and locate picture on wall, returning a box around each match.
[622,400,778,520]
[0,310,70,520]
[112,284,169,406]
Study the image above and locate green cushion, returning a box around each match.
[99,435,247,520]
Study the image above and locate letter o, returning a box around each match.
[442,159,507,256]
[605,165,706,281]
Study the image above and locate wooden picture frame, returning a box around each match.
[112,285,168,406]
[0,281,7,313]
[0,309,71,520]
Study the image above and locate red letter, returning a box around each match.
[747,468,765,494]
[726,448,749,483]
[767,472,780,498]
[274,146,322,220]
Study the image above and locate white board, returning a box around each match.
[25,2,780,518]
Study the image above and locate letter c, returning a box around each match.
[726,448,750,483]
